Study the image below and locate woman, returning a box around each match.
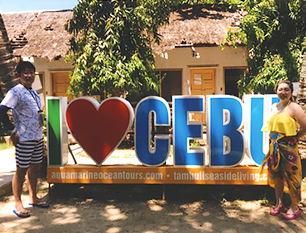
[261,79,306,220]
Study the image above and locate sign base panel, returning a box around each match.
[48,165,268,185]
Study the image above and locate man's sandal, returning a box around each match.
[29,201,49,208]
[13,210,30,218]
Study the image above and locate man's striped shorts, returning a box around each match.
[15,138,44,168]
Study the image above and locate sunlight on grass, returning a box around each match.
[0,142,13,150]
[38,187,49,194]
[259,197,271,206]
[233,199,245,206]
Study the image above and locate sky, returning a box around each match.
[0,0,79,13]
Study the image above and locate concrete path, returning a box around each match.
[0,147,16,195]
[0,145,93,196]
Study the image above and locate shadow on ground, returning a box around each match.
[2,182,305,233]
[48,183,277,204]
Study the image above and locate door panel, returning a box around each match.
[51,72,73,102]
[190,68,216,125]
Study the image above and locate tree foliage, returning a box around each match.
[179,0,240,7]
[65,0,175,101]
[66,0,306,97]
[223,0,306,94]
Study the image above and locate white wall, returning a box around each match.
[23,57,73,108]
[154,46,248,95]
[25,45,248,108]
[32,57,73,96]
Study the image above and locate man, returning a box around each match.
[0,61,49,218]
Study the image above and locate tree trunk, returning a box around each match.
[296,53,306,160]
[0,14,19,95]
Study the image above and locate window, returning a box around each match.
[158,70,182,102]
[224,69,246,97]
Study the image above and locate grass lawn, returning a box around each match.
[0,142,13,150]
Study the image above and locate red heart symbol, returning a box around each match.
[65,97,134,165]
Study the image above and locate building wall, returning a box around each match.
[33,57,73,96]
[154,46,248,95]
[24,45,248,108]
[22,57,73,108]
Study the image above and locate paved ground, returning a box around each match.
[2,147,306,232]
[0,147,16,196]
[0,145,88,195]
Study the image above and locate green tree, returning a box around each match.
[0,14,19,96]
[65,0,175,101]
[177,0,240,6]
[223,0,306,94]
[0,14,19,136]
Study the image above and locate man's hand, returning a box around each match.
[10,131,19,146]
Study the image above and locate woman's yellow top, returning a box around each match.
[262,101,297,136]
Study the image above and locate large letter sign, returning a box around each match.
[47,94,276,185]
[244,95,279,165]
[173,96,205,166]
[134,97,171,166]
[207,95,244,167]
